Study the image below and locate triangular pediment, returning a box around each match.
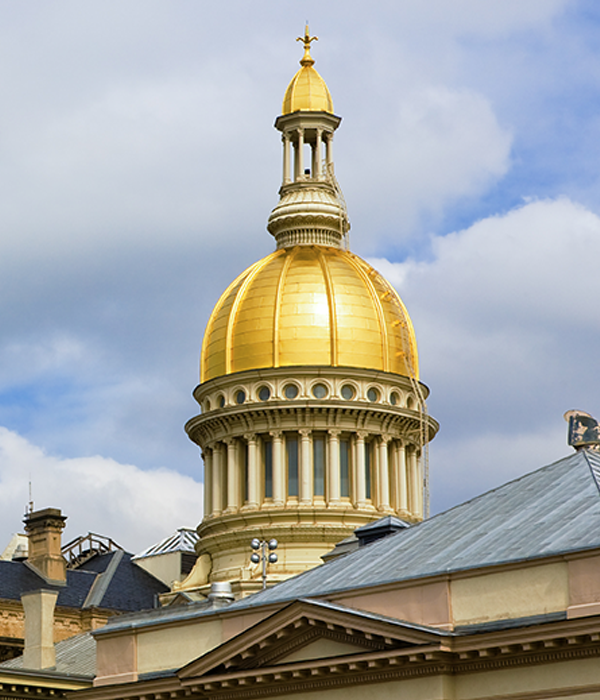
[178,598,448,681]
[279,637,371,664]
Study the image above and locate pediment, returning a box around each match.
[278,637,372,664]
[178,598,448,681]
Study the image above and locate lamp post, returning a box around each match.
[250,538,278,590]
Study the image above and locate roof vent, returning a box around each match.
[564,410,600,451]
[208,581,234,605]
[354,516,411,547]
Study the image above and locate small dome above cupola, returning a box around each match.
[282,25,334,115]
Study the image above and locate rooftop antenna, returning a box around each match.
[27,477,34,514]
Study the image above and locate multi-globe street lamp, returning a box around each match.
[250,538,278,590]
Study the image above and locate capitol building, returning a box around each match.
[7,29,600,700]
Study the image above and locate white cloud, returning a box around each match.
[371,197,600,512]
[342,85,512,250]
[0,427,203,552]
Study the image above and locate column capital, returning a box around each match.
[269,430,283,440]
[356,431,369,441]
[244,433,257,445]
[380,434,392,445]
[299,428,312,438]
[223,437,235,446]
[328,429,341,439]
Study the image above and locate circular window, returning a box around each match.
[236,390,246,405]
[390,391,400,406]
[218,395,225,408]
[341,384,355,400]
[258,386,271,401]
[284,384,299,399]
[367,387,380,402]
[312,383,328,399]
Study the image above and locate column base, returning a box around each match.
[240,503,259,512]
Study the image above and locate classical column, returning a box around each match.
[397,442,408,513]
[327,430,341,505]
[270,431,285,506]
[378,437,391,512]
[299,429,312,504]
[297,128,304,179]
[314,129,322,179]
[202,448,212,519]
[282,133,291,185]
[325,133,333,175]
[408,446,420,518]
[225,439,238,513]
[355,432,367,507]
[245,434,259,509]
[212,443,223,516]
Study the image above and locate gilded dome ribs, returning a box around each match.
[316,247,338,366]
[345,254,390,372]
[225,252,279,376]
[273,249,295,369]
[200,267,251,382]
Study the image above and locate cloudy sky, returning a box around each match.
[0,0,598,551]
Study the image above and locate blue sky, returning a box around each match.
[0,1,598,549]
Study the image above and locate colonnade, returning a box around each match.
[281,128,334,185]
[201,430,422,520]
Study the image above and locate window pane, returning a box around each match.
[340,439,350,498]
[287,436,299,497]
[264,440,273,499]
[365,442,372,500]
[313,436,325,496]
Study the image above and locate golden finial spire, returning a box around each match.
[297,24,317,67]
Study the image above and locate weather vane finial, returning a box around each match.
[297,23,317,67]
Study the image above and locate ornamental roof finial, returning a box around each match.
[297,24,317,67]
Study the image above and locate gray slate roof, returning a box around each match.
[0,631,95,678]
[97,449,600,634]
[226,448,600,610]
[0,551,168,612]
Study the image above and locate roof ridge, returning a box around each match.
[581,448,600,496]
[82,550,124,608]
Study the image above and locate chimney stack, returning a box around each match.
[23,508,67,584]
[21,589,59,669]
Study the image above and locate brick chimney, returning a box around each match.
[23,508,67,583]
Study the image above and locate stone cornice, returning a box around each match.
[79,620,600,700]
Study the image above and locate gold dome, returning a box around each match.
[281,26,334,115]
[201,245,418,383]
